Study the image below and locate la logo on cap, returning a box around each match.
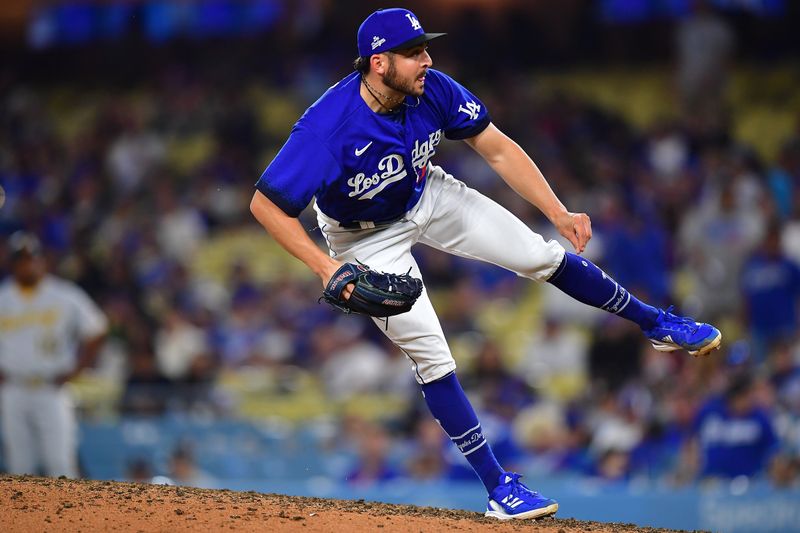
[405,13,421,30]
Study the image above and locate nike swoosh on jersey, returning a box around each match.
[355,141,373,156]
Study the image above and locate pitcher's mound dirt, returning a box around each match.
[1,475,692,532]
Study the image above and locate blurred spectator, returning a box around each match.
[770,342,800,461]
[155,308,216,409]
[645,121,690,183]
[436,277,481,335]
[595,192,670,307]
[587,391,644,459]
[587,318,642,392]
[770,342,800,395]
[767,454,800,489]
[462,338,535,420]
[378,337,418,396]
[155,309,212,380]
[168,442,216,488]
[679,179,765,319]
[313,318,389,400]
[119,351,171,416]
[767,140,800,221]
[414,247,465,290]
[346,422,399,486]
[590,449,632,483]
[517,316,588,402]
[779,143,800,263]
[404,417,448,482]
[224,264,296,366]
[729,147,766,214]
[126,458,154,484]
[686,375,778,480]
[629,418,682,480]
[105,111,166,193]
[512,402,571,476]
[154,182,208,263]
[675,0,735,124]
[213,289,269,367]
[740,221,800,361]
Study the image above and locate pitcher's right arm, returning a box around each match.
[249,190,352,298]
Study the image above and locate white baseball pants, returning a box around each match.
[316,165,565,384]
[1,383,79,478]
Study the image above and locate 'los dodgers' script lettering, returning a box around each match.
[348,154,407,200]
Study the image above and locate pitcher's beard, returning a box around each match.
[384,60,424,97]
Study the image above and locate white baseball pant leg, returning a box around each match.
[1,384,38,474]
[35,387,78,478]
[317,166,564,384]
[418,167,565,282]
[0,384,78,478]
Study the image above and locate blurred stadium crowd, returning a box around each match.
[2,0,800,491]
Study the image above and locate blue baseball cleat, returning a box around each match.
[643,306,722,357]
[485,472,558,520]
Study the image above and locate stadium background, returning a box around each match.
[1,0,799,531]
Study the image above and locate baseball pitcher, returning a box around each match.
[250,8,721,519]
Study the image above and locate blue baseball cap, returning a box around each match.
[357,8,446,58]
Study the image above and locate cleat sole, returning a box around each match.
[650,340,681,352]
[651,331,722,356]
[485,503,559,521]
[688,331,722,357]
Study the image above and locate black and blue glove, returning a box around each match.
[321,262,423,317]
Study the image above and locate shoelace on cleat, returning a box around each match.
[506,473,540,501]
[661,305,700,334]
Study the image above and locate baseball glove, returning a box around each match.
[321,262,423,317]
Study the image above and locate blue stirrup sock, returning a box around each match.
[421,372,503,492]
[547,252,659,330]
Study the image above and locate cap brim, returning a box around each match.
[388,32,446,52]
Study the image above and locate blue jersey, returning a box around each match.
[741,252,800,336]
[693,397,778,478]
[256,69,490,224]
